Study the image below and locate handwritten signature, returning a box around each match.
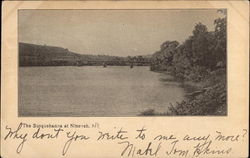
[3,123,245,157]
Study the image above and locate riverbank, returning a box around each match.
[140,17,227,116]
[166,70,226,116]
[140,68,226,116]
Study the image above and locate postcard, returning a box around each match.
[1,1,249,157]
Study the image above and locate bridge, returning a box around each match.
[77,60,151,66]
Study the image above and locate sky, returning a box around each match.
[19,9,223,56]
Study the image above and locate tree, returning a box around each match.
[192,22,208,36]
[214,17,227,66]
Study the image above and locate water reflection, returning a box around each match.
[19,66,191,117]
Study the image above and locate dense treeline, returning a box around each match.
[19,42,151,66]
[149,13,227,115]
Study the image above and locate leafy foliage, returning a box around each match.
[150,15,227,115]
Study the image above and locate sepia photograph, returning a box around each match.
[2,1,249,157]
[18,9,227,117]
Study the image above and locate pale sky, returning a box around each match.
[19,9,222,56]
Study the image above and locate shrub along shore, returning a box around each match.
[141,12,227,116]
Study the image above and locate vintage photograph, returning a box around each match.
[18,9,227,117]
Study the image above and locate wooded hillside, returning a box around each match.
[149,12,227,115]
[19,43,151,66]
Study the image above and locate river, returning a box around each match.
[19,66,190,116]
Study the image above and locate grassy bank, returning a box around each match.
[140,69,226,116]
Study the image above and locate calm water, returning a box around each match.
[19,66,187,116]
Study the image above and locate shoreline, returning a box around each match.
[140,70,226,116]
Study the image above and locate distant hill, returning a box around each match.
[19,42,80,66]
[19,42,152,66]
